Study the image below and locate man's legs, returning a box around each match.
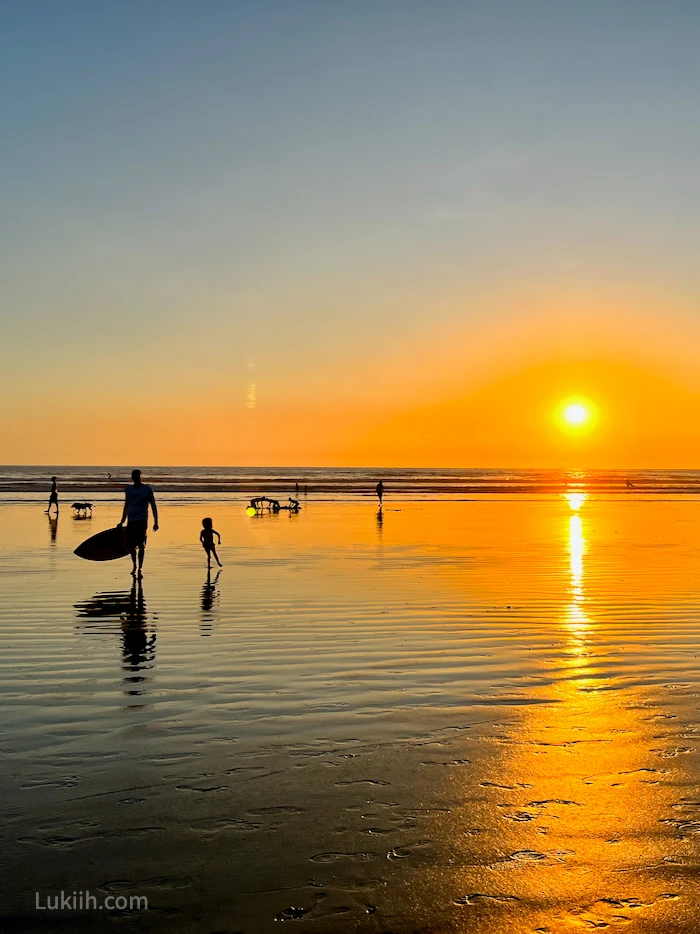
[127,522,147,577]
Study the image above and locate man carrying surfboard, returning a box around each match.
[117,469,159,578]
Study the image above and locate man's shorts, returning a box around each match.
[126,520,148,550]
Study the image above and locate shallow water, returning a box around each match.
[2,497,700,932]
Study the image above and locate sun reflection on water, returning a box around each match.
[565,494,590,658]
[565,491,587,512]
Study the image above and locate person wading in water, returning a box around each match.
[118,469,159,578]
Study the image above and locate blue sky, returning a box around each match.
[3,2,700,462]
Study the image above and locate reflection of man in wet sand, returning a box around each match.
[120,582,156,698]
[46,476,59,515]
[118,469,159,579]
[74,581,156,697]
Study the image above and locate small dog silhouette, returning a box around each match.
[72,501,93,518]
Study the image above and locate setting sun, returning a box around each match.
[555,397,598,437]
[564,403,589,426]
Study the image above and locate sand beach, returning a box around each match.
[2,483,700,931]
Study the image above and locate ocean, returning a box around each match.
[3,465,700,502]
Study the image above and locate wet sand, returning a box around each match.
[2,497,700,932]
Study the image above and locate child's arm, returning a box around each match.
[215,530,221,543]
[199,530,204,542]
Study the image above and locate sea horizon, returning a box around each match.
[4,465,700,503]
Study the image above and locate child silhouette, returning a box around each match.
[200,518,222,568]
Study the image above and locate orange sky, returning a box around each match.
[6,282,700,468]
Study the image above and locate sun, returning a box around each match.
[555,397,598,435]
[564,403,589,426]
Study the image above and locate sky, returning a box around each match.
[3,1,700,467]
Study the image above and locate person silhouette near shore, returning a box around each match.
[118,469,159,578]
[200,517,222,568]
[376,479,384,506]
[46,476,59,515]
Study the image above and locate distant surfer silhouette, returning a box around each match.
[118,469,159,579]
[376,479,384,506]
[46,476,59,515]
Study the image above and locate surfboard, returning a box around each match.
[74,526,129,561]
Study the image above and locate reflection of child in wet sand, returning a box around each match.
[201,569,221,613]
[200,518,222,568]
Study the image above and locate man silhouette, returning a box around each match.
[376,479,384,506]
[46,476,59,515]
[118,469,159,578]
